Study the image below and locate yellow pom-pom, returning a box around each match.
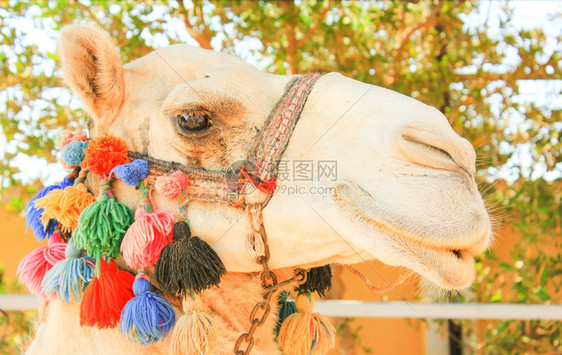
[170,295,216,355]
[35,184,97,233]
[278,293,336,355]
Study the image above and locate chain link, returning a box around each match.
[233,200,307,355]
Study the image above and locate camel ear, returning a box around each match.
[58,25,124,130]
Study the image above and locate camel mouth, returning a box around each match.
[333,182,490,290]
[399,240,479,289]
[377,230,481,290]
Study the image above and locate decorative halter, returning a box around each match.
[128,72,321,205]
[19,73,336,355]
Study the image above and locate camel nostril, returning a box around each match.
[402,134,456,165]
[399,127,476,176]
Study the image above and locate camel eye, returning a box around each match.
[176,113,211,133]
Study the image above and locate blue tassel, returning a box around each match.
[114,159,150,186]
[275,291,297,337]
[120,276,176,345]
[62,141,88,166]
[42,239,95,303]
[25,177,74,241]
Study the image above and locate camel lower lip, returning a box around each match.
[333,182,483,289]
[363,223,478,289]
[403,241,476,289]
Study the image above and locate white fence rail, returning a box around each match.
[1,295,561,320]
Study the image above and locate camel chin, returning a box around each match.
[331,171,490,291]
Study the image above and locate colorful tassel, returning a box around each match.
[60,130,87,148]
[120,274,176,345]
[80,258,135,328]
[277,292,336,355]
[17,231,67,297]
[154,221,226,295]
[122,208,174,270]
[42,239,95,303]
[72,135,134,260]
[73,185,134,260]
[297,265,333,297]
[60,131,88,169]
[62,140,88,167]
[72,137,137,329]
[84,135,129,176]
[154,171,189,200]
[117,161,174,270]
[24,177,74,241]
[170,292,216,355]
[275,291,297,337]
[114,159,150,186]
[34,173,97,234]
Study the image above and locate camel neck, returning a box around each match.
[196,271,292,354]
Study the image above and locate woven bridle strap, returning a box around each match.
[248,72,322,184]
[127,150,243,204]
[128,73,322,205]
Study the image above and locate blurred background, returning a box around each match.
[0,0,560,354]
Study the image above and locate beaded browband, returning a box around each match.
[128,72,322,206]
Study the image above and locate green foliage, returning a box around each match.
[470,178,561,353]
[335,317,372,354]
[0,0,560,353]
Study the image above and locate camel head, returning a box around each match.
[59,26,491,291]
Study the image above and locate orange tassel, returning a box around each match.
[35,183,96,233]
[277,292,335,355]
[84,135,129,177]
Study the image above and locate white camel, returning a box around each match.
[24,26,491,354]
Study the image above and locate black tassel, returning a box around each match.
[297,265,332,297]
[154,221,226,295]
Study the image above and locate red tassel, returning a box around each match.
[80,259,135,328]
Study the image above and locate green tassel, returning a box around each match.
[274,291,297,338]
[74,192,134,260]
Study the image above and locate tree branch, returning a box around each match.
[281,1,299,74]
[393,2,445,57]
[178,0,213,50]
[76,2,103,28]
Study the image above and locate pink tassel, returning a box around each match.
[60,130,87,148]
[121,208,174,270]
[170,171,189,189]
[17,231,67,297]
[154,171,189,200]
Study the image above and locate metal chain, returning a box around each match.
[234,200,307,355]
